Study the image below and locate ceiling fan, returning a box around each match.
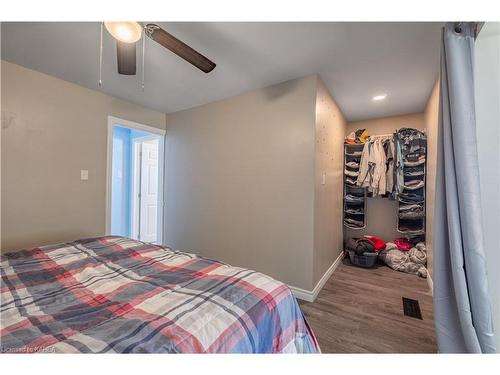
[101,21,216,83]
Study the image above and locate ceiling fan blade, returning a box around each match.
[116,41,137,75]
[145,24,216,73]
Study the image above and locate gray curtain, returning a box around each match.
[433,22,496,353]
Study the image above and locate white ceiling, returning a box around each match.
[1,22,442,121]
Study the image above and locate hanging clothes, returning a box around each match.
[356,136,394,196]
[373,138,387,195]
[357,141,371,188]
[385,138,395,193]
[394,139,404,197]
[397,127,427,156]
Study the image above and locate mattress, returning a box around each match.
[0,236,319,353]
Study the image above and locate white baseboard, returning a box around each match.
[427,272,434,295]
[289,251,344,302]
[289,285,315,302]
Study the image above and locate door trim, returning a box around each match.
[106,116,166,244]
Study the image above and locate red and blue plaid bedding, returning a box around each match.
[1,236,319,353]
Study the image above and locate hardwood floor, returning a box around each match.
[299,258,437,353]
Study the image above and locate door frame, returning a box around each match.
[106,116,166,244]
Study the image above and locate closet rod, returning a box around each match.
[368,133,394,138]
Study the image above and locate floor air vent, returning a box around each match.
[402,297,423,320]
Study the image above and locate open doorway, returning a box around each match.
[106,116,165,244]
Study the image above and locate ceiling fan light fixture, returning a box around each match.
[104,22,142,43]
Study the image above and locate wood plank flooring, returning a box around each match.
[299,258,437,353]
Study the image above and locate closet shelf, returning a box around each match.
[342,128,427,239]
[344,222,366,230]
[343,143,367,230]
[396,128,427,237]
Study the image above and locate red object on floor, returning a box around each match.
[363,235,386,251]
[394,238,412,251]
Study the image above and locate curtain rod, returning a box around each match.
[453,21,484,39]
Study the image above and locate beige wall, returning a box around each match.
[313,79,346,285]
[164,76,318,290]
[1,61,166,252]
[424,80,439,278]
[344,113,425,242]
[165,75,345,291]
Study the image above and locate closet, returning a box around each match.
[342,113,431,278]
[344,129,427,237]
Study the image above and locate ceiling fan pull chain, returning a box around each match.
[141,27,146,91]
[98,22,103,87]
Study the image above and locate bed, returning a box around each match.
[0,236,319,353]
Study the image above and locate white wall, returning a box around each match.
[474,22,500,352]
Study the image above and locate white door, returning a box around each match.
[139,139,159,243]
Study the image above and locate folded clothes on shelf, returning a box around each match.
[399,203,424,219]
[344,217,364,227]
[345,130,369,145]
[398,228,425,235]
[399,211,425,219]
[345,178,355,185]
[344,169,360,177]
[346,151,363,157]
[403,166,425,177]
[345,131,356,144]
[355,129,369,144]
[394,128,427,199]
[404,179,425,190]
[405,153,426,162]
[345,161,360,168]
[399,193,425,203]
[404,158,426,167]
[345,207,364,215]
[345,194,365,203]
[345,177,358,185]
[399,203,423,211]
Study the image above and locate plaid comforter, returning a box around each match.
[0,236,319,353]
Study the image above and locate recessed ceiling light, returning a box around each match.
[372,94,387,101]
